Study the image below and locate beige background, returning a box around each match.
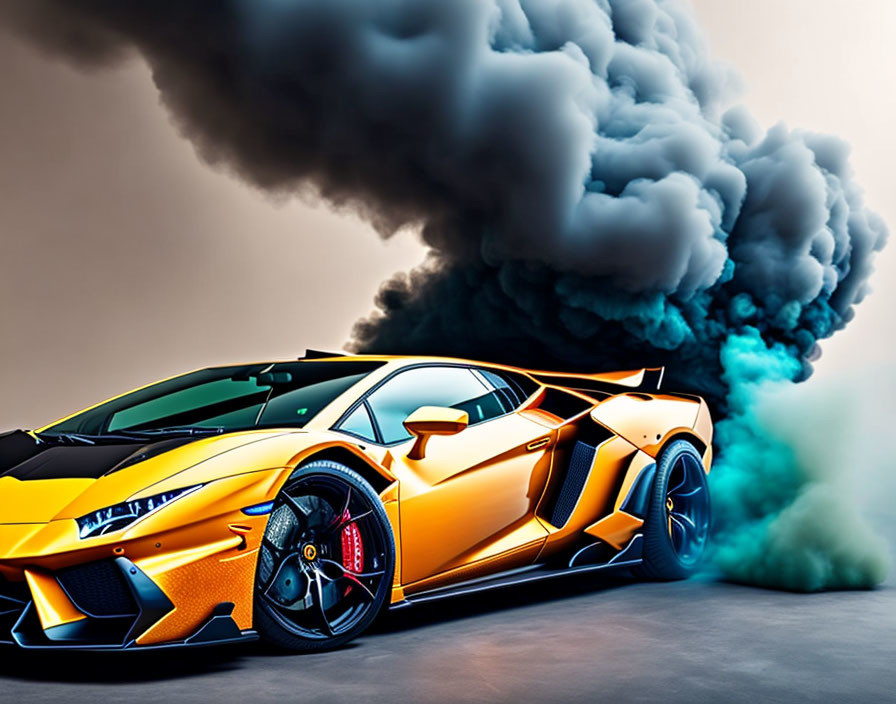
[1,1,894,429]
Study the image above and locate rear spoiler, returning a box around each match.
[528,367,665,397]
[299,349,348,359]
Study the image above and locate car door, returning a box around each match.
[358,365,554,587]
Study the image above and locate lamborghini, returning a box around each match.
[0,352,712,651]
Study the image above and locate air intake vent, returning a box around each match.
[56,560,138,617]
[549,441,596,527]
[0,575,28,605]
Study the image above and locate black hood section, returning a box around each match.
[0,431,199,481]
[0,431,43,475]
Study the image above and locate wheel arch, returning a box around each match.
[658,432,706,460]
[294,445,395,495]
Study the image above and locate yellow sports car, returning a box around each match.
[0,352,712,651]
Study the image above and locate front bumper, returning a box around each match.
[0,557,257,650]
[0,467,292,650]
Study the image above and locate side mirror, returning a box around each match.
[403,406,469,460]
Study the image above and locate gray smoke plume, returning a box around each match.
[0,0,889,589]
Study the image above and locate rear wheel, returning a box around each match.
[253,460,395,651]
[635,439,710,580]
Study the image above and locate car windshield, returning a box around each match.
[41,361,383,437]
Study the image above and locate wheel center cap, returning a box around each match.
[302,543,318,561]
[666,496,674,511]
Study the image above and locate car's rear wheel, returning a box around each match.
[634,439,710,580]
[253,460,395,651]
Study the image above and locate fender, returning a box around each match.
[590,393,705,458]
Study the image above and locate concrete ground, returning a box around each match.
[1,573,893,704]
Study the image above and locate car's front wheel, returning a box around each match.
[634,439,710,580]
[253,460,395,651]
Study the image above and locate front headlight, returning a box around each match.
[76,485,202,539]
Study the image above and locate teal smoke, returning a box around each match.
[710,331,890,590]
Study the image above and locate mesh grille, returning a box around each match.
[56,560,138,616]
[550,441,596,527]
[0,575,28,605]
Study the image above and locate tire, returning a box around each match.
[253,460,395,652]
[634,439,710,580]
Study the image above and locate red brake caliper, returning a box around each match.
[340,509,364,595]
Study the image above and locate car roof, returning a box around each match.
[204,354,534,374]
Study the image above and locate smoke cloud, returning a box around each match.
[0,0,889,589]
[710,331,891,590]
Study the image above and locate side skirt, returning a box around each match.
[390,534,643,610]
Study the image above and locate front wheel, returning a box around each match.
[634,439,710,580]
[253,460,395,651]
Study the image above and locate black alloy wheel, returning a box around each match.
[253,460,395,651]
[635,439,710,580]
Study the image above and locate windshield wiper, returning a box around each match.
[36,427,226,445]
[35,432,99,445]
[112,426,225,438]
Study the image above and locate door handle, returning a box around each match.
[527,436,552,451]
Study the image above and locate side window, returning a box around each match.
[477,368,539,405]
[477,369,521,408]
[339,403,377,441]
[365,366,513,444]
